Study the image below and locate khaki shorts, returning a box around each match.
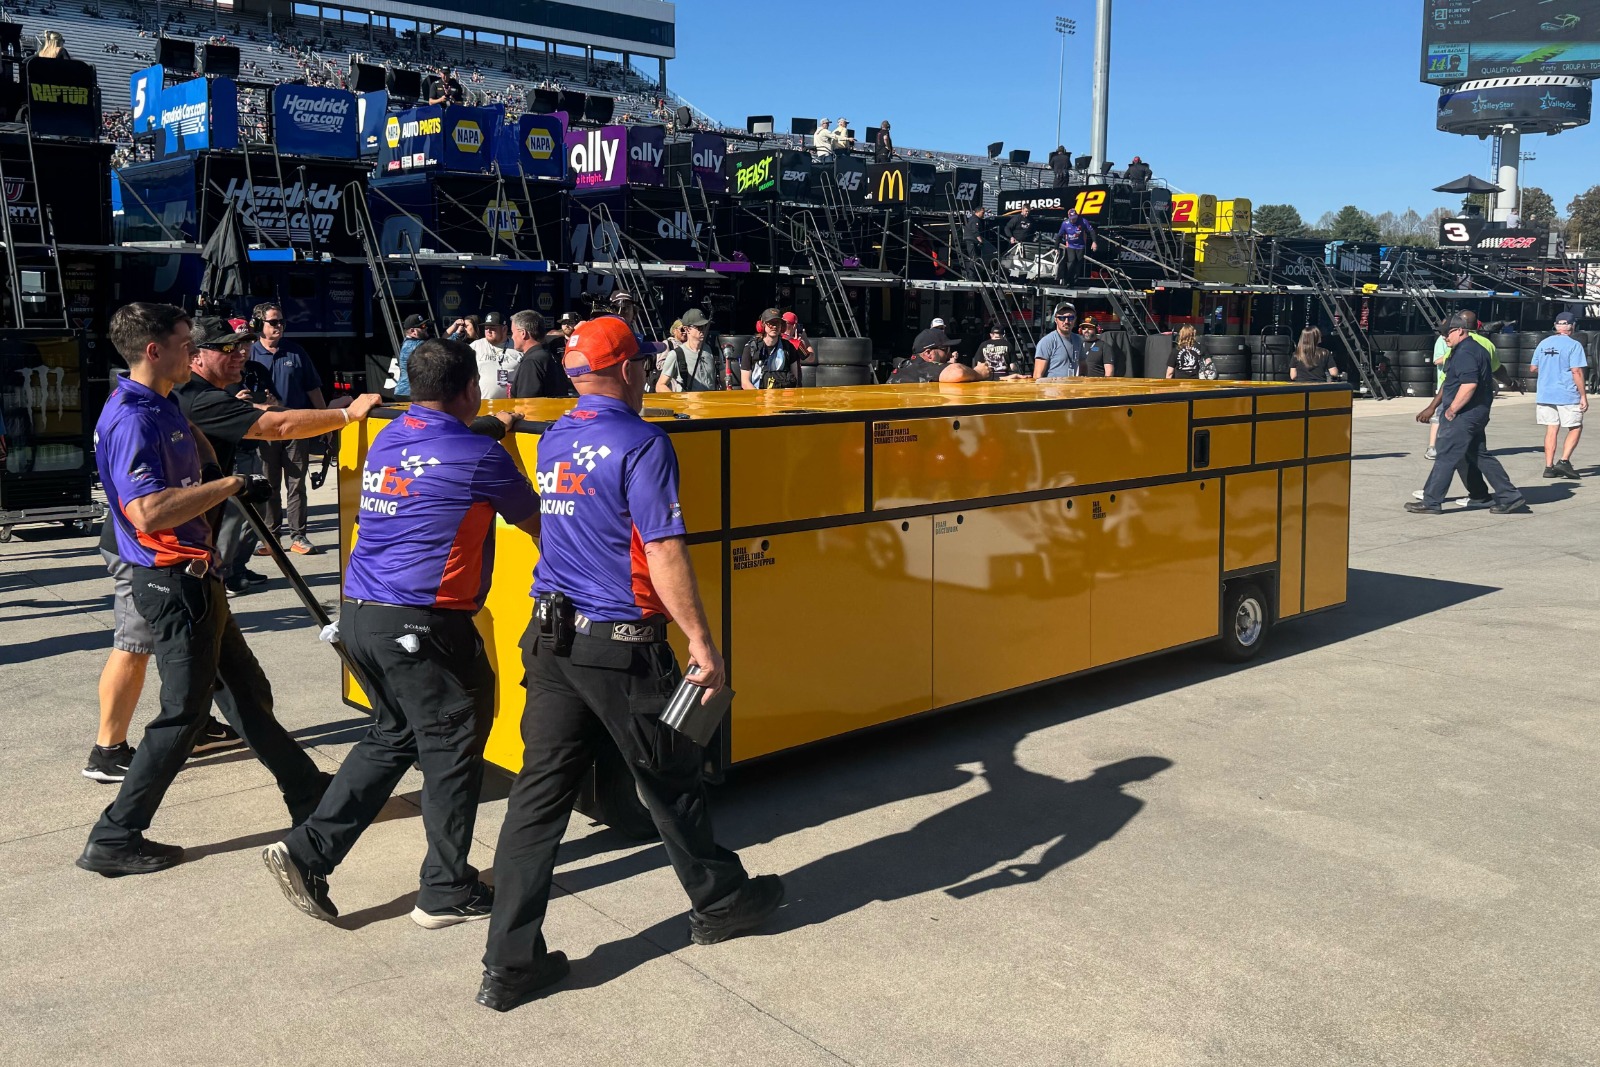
[100,548,155,655]
[1536,403,1584,429]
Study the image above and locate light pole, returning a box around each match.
[1517,151,1535,216]
[1055,15,1076,150]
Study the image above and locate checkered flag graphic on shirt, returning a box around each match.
[572,444,612,471]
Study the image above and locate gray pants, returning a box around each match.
[260,437,311,537]
[1421,407,1521,507]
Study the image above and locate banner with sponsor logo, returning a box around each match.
[25,57,100,139]
[379,105,444,174]
[158,76,239,155]
[271,85,358,158]
[997,186,1114,223]
[828,154,868,204]
[572,187,731,263]
[866,162,938,207]
[200,153,368,255]
[951,166,983,209]
[441,105,500,173]
[565,125,626,189]
[357,90,388,156]
[1437,218,1549,258]
[129,64,163,135]
[627,124,665,187]
[728,151,782,198]
[691,133,726,193]
[515,114,565,180]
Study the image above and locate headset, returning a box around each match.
[250,302,280,332]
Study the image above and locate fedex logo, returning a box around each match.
[362,466,415,497]
[536,462,589,495]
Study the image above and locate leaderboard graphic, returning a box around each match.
[1422,0,1600,81]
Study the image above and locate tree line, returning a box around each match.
[1253,185,1600,250]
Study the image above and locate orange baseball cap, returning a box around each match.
[563,314,640,378]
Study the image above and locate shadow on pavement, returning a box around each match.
[546,567,1497,989]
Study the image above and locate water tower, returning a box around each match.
[1423,4,1596,222]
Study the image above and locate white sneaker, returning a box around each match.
[1424,447,1437,460]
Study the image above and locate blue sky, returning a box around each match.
[669,0,1598,222]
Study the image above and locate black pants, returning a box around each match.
[260,437,311,537]
[484,623,748,973]
[219,450,262,579]
[86,566,323,849]
[1056,246,1084,284]
[284,601,494,910]
[1422,406,1521,507]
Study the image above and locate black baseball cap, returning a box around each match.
[681,308,711,328]
[1554,310,1577,325]
[1439,310,1476,336]
[912,328,950,353]
[558,311,583,326]
[401,313,430,331]
[482,311,507,327]
[760,307,783,325]
[191,316,254,348]
[608,290,635,306]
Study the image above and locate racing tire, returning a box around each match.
[816,365,873,387]
[1217,580,1270,663]
[800,365,817,388]
[1393,349,1431,368]
[1211,356,1249,379]
[812,337,873,367]
[1396,334,1435,350]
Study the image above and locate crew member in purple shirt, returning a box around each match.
[477,315,783,1012]
[263,339,541,928]
[77,303,327,878]
[1054,208,1097,286]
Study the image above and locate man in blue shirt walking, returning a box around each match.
[1528,309,1588,479]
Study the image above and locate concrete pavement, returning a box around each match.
[1,395,1595,1067]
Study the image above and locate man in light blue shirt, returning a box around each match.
[1528,309,1588,479]
[1032,302,1083,378]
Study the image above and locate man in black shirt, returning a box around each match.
[509,310,572,399]
[1004,205,1037,247]
[1125,156,1152,186]
[1048,145,1072,188]
[1408,310,1526,514]
[874,120,893,163]
[890,329,991,385]
[740,309,806,389]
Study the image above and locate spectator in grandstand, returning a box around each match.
[1049,145,1072,188]
[508,310,571,399]
[473,312,519,399]
[249,302,326,556]
[1166,325,1208,379]
[813,118,835,158]
[833,118,854,151]
[1077,319,1112,377]
[1005,205,1038,247]
[741,309,806,389]
[36,29,69,59]
[891,328,990,384]
[1125,156,1152,186]
[394,313,430,399]
[657,309,721,392]
[1528,310,1587,479]
[1055,208,1097,285]
[1288,327,1342,383]
[1033,304,1083,379]
[874,120,893,163]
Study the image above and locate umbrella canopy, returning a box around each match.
[199,201,251,311]
[1432,174,1503,195]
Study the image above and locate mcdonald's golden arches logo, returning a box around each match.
[876,167,906,203]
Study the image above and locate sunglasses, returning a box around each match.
[262,318,285,326]
[201,342,240,354]
[1055,314,1076,321]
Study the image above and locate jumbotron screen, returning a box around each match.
[1421,1,1600,82]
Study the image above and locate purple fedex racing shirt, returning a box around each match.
[531,394,687,621]
[344,405,538,611]
[96,377,213,568]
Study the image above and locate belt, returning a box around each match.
[574,612,666,644]
[143,558,211,578]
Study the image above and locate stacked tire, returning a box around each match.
[1251,334,1291,382]
[1392,346,1435,397]
[811,337,874,387]
[1203,334,1249,380]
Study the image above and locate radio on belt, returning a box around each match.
[659,667,733,747]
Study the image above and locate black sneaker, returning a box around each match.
[241,568,271,584]
[412,881,494,929]
[1490,498,1530,514]
[189,717,244,756]
[689,874,785,946]
[261,841,338,921]
[76,836,184,877]
[82,742,135,783]
[287,770,334,828]
[1554,460,1580,479]
[1543,465,1560,478]
[224,577,253,598]
[476,954,571,1012]
[1404,501,1441,514]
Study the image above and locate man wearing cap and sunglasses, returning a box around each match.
[480,315,782,1011]
[1033,303,1084,379]
[249,302,326,556]
[891,328,992,384]
[1408,309,1527,515]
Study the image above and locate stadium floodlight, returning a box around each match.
[1055,15,1076,150]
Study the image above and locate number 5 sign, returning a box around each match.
[129,64,164,134]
